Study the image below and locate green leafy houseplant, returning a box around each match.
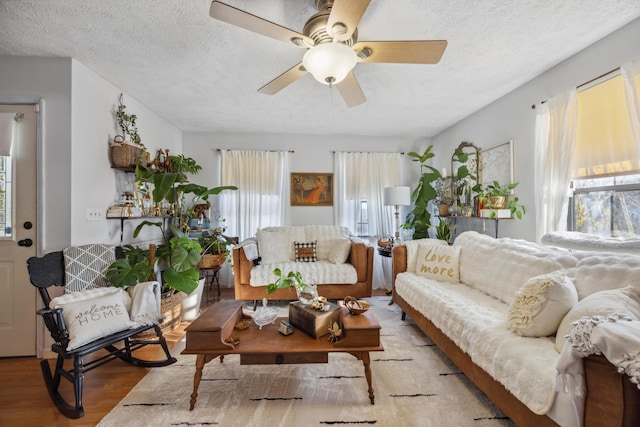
[137,222,202,295]
[434,219,456,242]
[135,154,237,232]
[266,268,309,295]
[403,145,442,239]
[105,245,152,288]
[477,181,526,219]
[115,93,145,149]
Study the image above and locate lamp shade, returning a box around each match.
[302,42,357,85]
[383,186,411,206]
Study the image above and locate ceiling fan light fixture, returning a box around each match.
[302,42,357,85]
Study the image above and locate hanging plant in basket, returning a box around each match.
[111,93,147,169]
[197,229,231,268]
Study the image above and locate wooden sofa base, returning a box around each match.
[393,291,558,427]
[583,355,640,427]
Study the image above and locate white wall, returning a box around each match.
[0,56,73,253]
[183,132,428,228]
[70,60,182,246]
[431,17,640,242]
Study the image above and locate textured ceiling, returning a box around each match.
[1,0,639,138]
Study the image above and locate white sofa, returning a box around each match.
[392,231,640,427]
[232,225,373,301]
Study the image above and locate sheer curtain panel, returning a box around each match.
[334,151,404,289]
[219,150,290,241]
[534,90,578,242]
[622,60,640,154]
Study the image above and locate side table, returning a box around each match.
[199,266,221,302]
[376,246,394,305]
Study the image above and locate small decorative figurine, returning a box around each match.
[328,321,342,343]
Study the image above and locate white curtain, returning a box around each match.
[534,90,578,242]
[622,60,640,154]
[334,151,404,290]
[219,150,291,241]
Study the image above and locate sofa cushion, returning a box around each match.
[294,241,317,262]
[455,231,578,305]
[571,253,640,300]
[256,230,290,264]
[395,272,560,414]
[250,261,357,286]
[508,271,578,337]
[304,225,350,260]
[555,286,640,352]
[327,239,352,264]
[257,227,305,264]
[415,244,460,283]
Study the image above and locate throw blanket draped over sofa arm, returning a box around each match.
[232,226,373,301]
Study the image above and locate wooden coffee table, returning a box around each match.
[182,300,383,410]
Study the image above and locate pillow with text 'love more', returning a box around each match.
[415,243,460,284]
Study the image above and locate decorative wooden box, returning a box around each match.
[288,301,341,339]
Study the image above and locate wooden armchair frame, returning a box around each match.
[27,249,177,419]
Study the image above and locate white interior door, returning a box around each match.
[0,105,37,357]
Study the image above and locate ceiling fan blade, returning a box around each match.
[327,0,371,41]
[336,71,366,108]
[258,63,308,95]
[210,1,313,48]
[353,40,447,64]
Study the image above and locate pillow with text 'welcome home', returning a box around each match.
[414,243,460,283]
[50,287,136,350]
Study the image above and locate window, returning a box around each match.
[569,73,640,236]
[355,199,369,237]
[0,155,12,237]
[334,152,404,238]
[219,150,291,241]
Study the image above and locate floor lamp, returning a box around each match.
[383,186,411,243]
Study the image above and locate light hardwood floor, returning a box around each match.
[0,288,390,426]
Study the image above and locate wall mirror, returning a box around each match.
[451,141,480,210]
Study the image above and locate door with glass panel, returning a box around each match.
[0,105,37,356]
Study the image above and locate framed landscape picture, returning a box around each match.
[290,172,333,206]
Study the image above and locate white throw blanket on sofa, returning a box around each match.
[395,272,559,414]
[556,315,640,395]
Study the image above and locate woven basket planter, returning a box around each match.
[135,291,184,339]
[111,139,143,168]
[197,254,226,269]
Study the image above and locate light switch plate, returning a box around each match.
[87,208,105,221]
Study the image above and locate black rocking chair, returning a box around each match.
[27,249,177,419]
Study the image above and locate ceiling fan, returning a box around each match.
[209,0,447,107]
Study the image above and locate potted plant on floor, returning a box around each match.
[403,145,442,239]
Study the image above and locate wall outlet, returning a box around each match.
[87,208,105,221]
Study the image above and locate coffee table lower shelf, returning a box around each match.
[182,300,383,410]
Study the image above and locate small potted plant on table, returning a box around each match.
[477,181,526,219]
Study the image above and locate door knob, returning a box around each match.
[18,238,33,247]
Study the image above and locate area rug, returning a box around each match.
[98,297,514,427]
